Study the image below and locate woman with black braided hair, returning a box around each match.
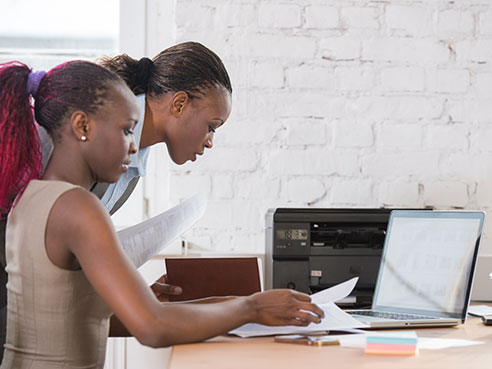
[98,41,233,213]
[0,43,235,356]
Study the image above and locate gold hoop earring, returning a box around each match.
[81,135,87,142]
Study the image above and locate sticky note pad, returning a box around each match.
[365,333,418,356]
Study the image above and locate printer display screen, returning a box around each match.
[276,229,308,240]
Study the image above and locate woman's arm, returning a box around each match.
[48,189,324,348]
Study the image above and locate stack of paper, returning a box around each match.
[229,277,368,337]
[365,332,418,356]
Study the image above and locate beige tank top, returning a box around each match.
[1,180,112,369]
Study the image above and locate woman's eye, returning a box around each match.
[124,128,134,135]
[208,126,216,133]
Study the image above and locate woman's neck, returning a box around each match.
[139,97,168,148]
[42,145,95,190]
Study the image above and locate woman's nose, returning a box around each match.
[129,139,138,154]
[205,136,213,149]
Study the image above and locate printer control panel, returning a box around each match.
[274,223,310,255]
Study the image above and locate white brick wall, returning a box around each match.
[155,0,492,254]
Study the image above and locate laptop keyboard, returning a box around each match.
[348,310,433,320]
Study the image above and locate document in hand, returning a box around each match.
[117,191,207,268]
[229,277,368,338]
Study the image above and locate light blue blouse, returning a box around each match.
[100,94,150,211]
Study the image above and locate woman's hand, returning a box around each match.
[249,289,324,327]
[150,274,182,302]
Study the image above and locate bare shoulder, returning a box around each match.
[48,186,115,252]
[51,186,110,222]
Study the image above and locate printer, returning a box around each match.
[265,208,409,306]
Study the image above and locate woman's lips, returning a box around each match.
[122,161,131,172]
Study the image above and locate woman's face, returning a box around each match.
[84,83,140,183]
[165,86,232,165]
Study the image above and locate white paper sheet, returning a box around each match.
[117,191,207,268]
[229,277,368,338]
[310,277,359,305]
[467,305,492,317]
[334,331,484,350]
[418,337,484,350]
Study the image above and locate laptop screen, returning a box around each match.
[372,211,484,320]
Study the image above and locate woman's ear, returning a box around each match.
[171,91,189,117]
[70,111,91,142]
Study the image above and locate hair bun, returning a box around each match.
[136,57,153,91]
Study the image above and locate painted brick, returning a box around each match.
[378,180,420,206]
[341,7,379,29]
[169,175,211,203]
[232,200,264,231]
[354,96,444,121]
[320,38,361,60]
[334,121,374,148]
[455,40,492,63]
[215,4,256,27]
[425,124,469,150]
[259,4,301,28]
[281,177,326,204]
[331,178,373,205]
[362,38,449,63]
[212,175,234,200]
[245,35,316,59]
[361,152,440,178]
[236,175,281,200]
[305,5,339,29]
[472,125,492,153]
[437,9,474,37]
[286,65,335,89]
[335,66,376,91]
[447,99,492,123]
[267,149,337,176]
[378,123,423,148]
[223,59,248,89]
[218,117,282,145]
[175,147,258,172]
[285,119,328,146]
[385,5,434,36]
[208,231,234,252]
[164,0,492,255]
[441,152,491,181]
[275,92,344,118]
[477,182,492,208]
[249,61,284,88]
[428,69,470,94]
[479,10,492,35]
[473,73,492,96]
[423,181,468,207]
[229,232,264,253]
[175,3,214,30]
[380,67,425,92]
[333,150,360,176]
[196,202,234,229]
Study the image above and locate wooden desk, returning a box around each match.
[168,316,492,369]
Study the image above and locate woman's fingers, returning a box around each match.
[289,290,313,302]
[297,302,325,320]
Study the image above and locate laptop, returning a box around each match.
[348,210,485,328]
[471,255,492,302]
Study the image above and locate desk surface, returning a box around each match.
[168,315,492,369]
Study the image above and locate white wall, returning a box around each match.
[146,0,492,255]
